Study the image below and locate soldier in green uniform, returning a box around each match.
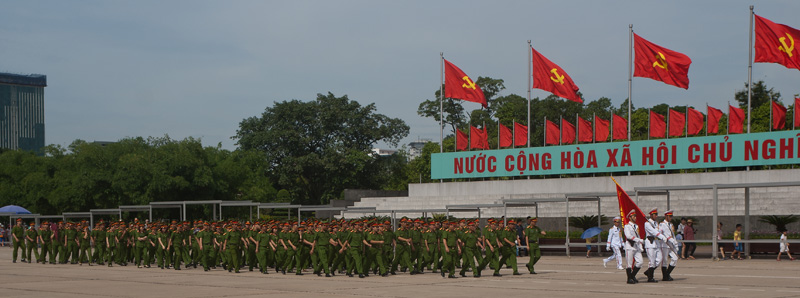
[223,222,244,273]
[366,223,388,276]
[330,223,347,274]
[195,222,213,271]
[410,219,423,274]
[494,220,522,276]
[276,223,290,274]
[156,225,171,269]
[301,225,317,274]
[38,222,51,264]
[313,223,335,277]
[65,223,79,264]
[132,224,147,268]
[392,219,413,275]
[146,225,158,268]
[254,224,272,274]
[172,224,190,270]
[440,221,460,278]
[524,217,546,274]
[78,224,92,265]
[459,221,484,277]
[214,225,226,269]
[91,223,106,265]
[55,221,66,264]
[343,222,366,278]
[420,222,437,272]
[25,222,38,263]
[11,219,26,263]
[105,224,117,266]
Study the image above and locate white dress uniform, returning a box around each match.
[644,217,665,269]
[604,223,624,270]
[659,219,678,267]
[623,219,643,269]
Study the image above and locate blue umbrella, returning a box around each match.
[581,226,603,239]
[0,205,31,214]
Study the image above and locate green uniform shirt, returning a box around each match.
[348,230,364,249]
[39,229,51,243]
[256,232,271,248]
[462,230,478,247]
[442,230,457,248]
[524,226,542,244]
[11,226,24,240]
[225,231,242,246]
[65,228,77,242]
[316,231,332,247]
[171,230,184,247]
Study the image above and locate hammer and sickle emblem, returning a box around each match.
[549,68,565,84]
[653,52,668,70]
[779,33,794,57]
[461,76,476,89]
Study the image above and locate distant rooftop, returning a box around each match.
[0,72,47,87]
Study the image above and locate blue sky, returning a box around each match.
[2,1,798,150]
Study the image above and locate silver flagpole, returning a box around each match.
[706,103,709,136]
[628,24,633,141]
[528,40,532,148]
[610,112,614,143]
[747,6,754,133]
[559,115,563,146]
[685,106,689,137]
[512,121,516,149]
[666,109,670,139]
[576,114,579,144]
[593,113,596,143]
[648,109,651,140]
[770,100,773,132]
[497,121,501,149]
[440,52,444,153]
[728,101,731,135]
[543,116,547,146]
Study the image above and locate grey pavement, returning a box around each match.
[1,247,799,298]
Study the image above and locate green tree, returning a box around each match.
[233,92,409,205]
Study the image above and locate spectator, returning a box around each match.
[777,229,795,261]
[683,219,696,259]
[676,217,686,258]
[517,218,528,256]
[0,224,6,247]
[585,237,592,258]
[730,224,744,260]
[717,222,726,260]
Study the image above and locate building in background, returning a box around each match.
[0,72,47,153]
[407,139,431,161]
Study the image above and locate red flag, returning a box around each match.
[577,116,592,143]
[613,178,646,239]
[729,105,745,134]
[772,101,787,130]
[470,126,489,150]
[795,98,800,128]
[514,122,528,147]
[612,115,627,140]
[531,47,582,103]
[499,123,513,148]
[633,33,692,89]
[707,106,723,134]
[650,111,666,138]
[754,14,800,70]
[668,109,686,137]
[444,59,487,107]
[545,120,560,145]
[687,108,704,136]
[561,119,576,145]
[456,129,468,151]
[595,117,609,142]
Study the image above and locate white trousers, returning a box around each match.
[646,246,662,268]
[605,247,623,269]
[625,247,643,268]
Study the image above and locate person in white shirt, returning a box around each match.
[644,208,667,283]
[659,210,679,281]
[624,210,644,284]
[603,217,624,270]
[777,230,795,261]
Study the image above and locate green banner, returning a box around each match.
[431,130,800,179]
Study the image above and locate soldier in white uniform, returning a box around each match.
[603,217,624,270]
[623,210,643,284]
[644,208,667,283]
[659,210,679,281]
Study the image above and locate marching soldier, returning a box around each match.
[644,208,666,283]
[440,221,459,278]
[660,210,679,281]
[11,218,25,263]
[78,224,91,265]
[38,222,51,264]
[25,222,38,263]
[624,210,644,284]
[92,223,106,265]
[603,217,624,270]
[524,217,546,274]
[459,221,483,277]
[494,220,521,276]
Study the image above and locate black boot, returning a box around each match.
[666,265,675,281]
[631,267,641,283]
[645,268,658,283]
[661,267,669,281]
[625,268,634,284]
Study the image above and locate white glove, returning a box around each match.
[606,245,610,251]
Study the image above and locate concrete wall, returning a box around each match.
[350,169,800,238]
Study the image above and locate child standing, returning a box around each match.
[777,230,795,261]
[730,224,743,260]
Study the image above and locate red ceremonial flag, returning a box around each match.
[668,109,686,137]
[514,122,528,147]
[613,178,646,239]
[650,111,666,138]
[577,116,593,143]
[795,98,800,128]
[499,123,513,148]
[687,108,704,136]
[531,47,583,103]
[772,101,787,130]
[444,59,487,107]
[561,119,576,145]
[545,120,560,145]
[633,33,692,89]
[470,126,489,150]
[754,14,800,70]
[456,129,468,151]
[612,115,627,141]
[729,105,745,134]
[595,117,610,142]
[707,106,723,134]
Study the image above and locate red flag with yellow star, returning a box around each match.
[754,14,800,70]
[633,33,692,89]
[444,59,487,108]
[531,47,582,103]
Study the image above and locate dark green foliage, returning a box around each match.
[568,215,609,231]
[758,215,800,232]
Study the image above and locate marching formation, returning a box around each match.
[7,217,549,279]
[607,209,680,284]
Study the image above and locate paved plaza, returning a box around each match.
[1,248,798,298]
